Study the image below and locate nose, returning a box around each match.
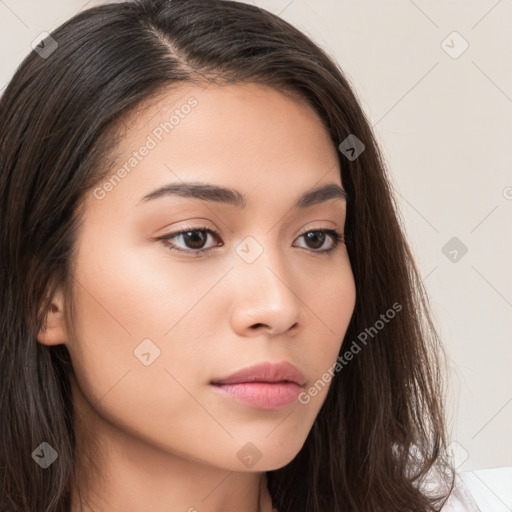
[229,243,303,337]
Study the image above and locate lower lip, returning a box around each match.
[211,382,303,410]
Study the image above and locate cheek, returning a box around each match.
[295,261,356,406]
[324,263,356,326]
[305,258,356,349]
[66,243,224,453]
[66,234,228,400]
[71,227,227,338]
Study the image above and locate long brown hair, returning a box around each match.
[0,1,454,510]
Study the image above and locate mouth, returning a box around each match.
[210,361,306,410]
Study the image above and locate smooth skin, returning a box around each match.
[37,82,356,512]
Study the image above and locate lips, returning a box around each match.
[211,361,306,387]
[210,361,306,410]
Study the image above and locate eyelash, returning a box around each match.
[157,226,344,257]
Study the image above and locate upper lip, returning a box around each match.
[211,361,306,387]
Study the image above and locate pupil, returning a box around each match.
[184,230,206,249]
[305,231,325,249]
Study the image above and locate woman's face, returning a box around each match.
[47,82,356,472]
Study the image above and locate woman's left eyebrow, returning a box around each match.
[137,182,348,209]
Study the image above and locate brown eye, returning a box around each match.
[180,230,209,250]
[303,231,326,250]
[159,227,222,254]
[293,229,343,254]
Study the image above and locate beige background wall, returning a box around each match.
[1,0,511,475]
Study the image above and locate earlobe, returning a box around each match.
[36,289,69,346]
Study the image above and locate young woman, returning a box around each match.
[0,1,488,510]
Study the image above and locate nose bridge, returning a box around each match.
[230,233,302,332]
[235,233,289,291]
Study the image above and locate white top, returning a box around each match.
[439,467,511,512]
[259,466,512,511]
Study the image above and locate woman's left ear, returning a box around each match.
[37,288,69,346]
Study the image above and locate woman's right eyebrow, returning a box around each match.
[137,182,348,209]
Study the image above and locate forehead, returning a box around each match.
[90,82,342,212]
